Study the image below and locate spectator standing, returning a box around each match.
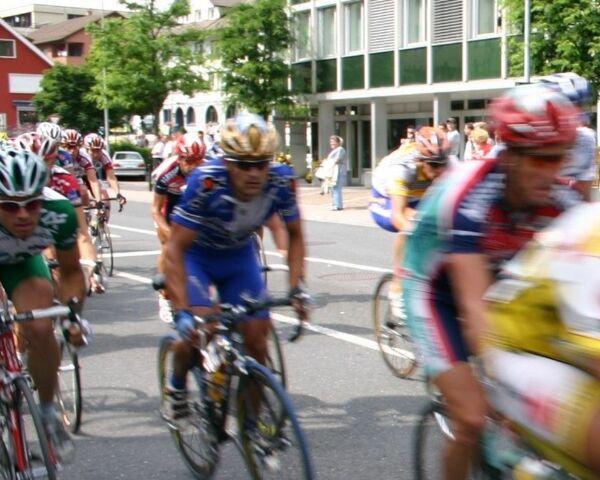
[463,122,475,161]
[151,135,166,169]
[327,135,347,211]
[400,126,416,146]
[446,117,460,159]
[471,128,493,160]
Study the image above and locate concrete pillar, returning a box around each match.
[371,99,387,169]
[289,121,308,177]
[318,102,334,159]
[433,93,451,127]
[273,118,286,148]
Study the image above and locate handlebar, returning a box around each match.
[2,298,81,326]
[86,197,125,213]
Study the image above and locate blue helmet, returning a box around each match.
[539,72,593,107]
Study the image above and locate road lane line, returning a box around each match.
[111,223,392,274]
[112,250,161,258]
[113,270,411,358]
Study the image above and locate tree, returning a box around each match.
[34,63,113,133]
[216,0,294,118]
[501,0,600,90]
[87,0,208,132]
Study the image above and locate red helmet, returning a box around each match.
[15,132,41,155]
[489,84,579,148]
[83,133,104,150]
[62,129,82,147]
[174,136,206,161]
[414,126,450,165]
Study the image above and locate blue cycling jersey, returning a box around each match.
[171,158,299,252]
[56,148,74,169]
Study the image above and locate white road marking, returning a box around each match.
[112,250,161,258]
[111,223,393,274]
[113,269,411,358]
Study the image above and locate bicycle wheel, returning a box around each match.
[413,400,453,480]
[266,325,286,390]
[55,335,82,434]
[372,273,418,378]
[96,223,114,277]
[238,362,314,479]
[10,376,56,480]
[252,233,268,286]
[0,417,15,480]
[157,335,219,479]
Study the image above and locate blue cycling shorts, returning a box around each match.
[369,189,419,233]
[185,242,269,320]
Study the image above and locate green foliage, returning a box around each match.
[34,64,110,132]
[87,0,208,131]
[501,0,600,91]
[216,0,294,118]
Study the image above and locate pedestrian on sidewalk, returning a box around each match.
[327,135,347,211]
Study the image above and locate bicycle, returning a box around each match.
[372,273,418,378]
[155,279,314,479]
[84,197,124,280]
[0,283,82,479]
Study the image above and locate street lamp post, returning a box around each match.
[100,0,111,154]
[524,0,530,83]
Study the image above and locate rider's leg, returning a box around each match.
[434,362,488,480]
[75,207,103,293]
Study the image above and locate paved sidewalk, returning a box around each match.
[121,182,375,228]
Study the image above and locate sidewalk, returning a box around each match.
[121,181,375,228]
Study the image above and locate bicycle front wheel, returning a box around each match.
[95,223,114,277]
[372,273,417,378]
[238,362,314,479]
[0,416,15,480]
[266,325,286,390]
[56,335,82,433]
[157,335,219,479]
[10,376,56,480]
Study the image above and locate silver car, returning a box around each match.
[111,151,147,178]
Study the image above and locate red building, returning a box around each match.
[0,18,52,135]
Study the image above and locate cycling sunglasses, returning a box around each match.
[224,157,271,171]
[0,196,44,213]
[516,149,566,163]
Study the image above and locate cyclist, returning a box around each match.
[0,146,84,460]
[82,133,127,213]
[369,126,449,316]
[152,135,206,324]
[163,112,308,423]
[540,72,597,202]
[62,129,102,206]
[402,84,580,480]
[36,122,74,171]
[482,203,600,475]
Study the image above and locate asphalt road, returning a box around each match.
[58,181,430,480]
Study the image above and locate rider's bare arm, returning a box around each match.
[265,213,287,257]
[285,218,308,320]
[151,193,170,240]
[446,253,493,355]
[104,169,121,197]
[390,194,412,231]
[164,223,198,311]
[55,244,86,308]
[85,168,102,201]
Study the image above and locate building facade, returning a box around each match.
[291,0,523,184]
[0,19,53,135]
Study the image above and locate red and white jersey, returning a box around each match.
[47,166,82,208]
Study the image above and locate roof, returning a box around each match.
[211,0,244,7]
[0,18,52,66]
[170,17,228,34]
[27,11,124,45]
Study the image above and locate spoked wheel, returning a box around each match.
[372,273,418,378]
[95,223,114,277]
[55,335,82,434]
[238,363,314,480]
[11,376,56,480]
[157,335,219,479]
[265,325,286,390]
[413,400,454,480]
[0,421,15,480]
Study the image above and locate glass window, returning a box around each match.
[405,0,426,45]
[344,2,363,54]
[293,11,311,61]
[17,109,37,127]
[473,0,498,36]
[318,7,336,58]
[163,109,172,123]
[0,40,15,58]
[67,43,84,57]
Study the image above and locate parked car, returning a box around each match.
[111,151,147,179]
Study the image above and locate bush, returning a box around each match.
[108,141,152,167]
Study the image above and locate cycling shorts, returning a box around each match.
[0,255,52,298]
[483,347,600,465]
[369,188,419,233]
[185,242,268,320]
[402,275,470,378]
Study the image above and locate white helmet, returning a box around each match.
[0,147,48,197]
[37,122,63,143]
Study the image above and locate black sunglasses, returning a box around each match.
[224,158,271,171]
[516,150,566,163]
[0,197,44,213]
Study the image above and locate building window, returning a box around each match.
[404,0,426,45]
[195,10,202,21]
[67,43,84,57]
[472,0,499,37]
[4,13,31,28]
[293,11,311,61]
[208,7,216,19]
[344,1,363,54]
[318,7,336,58]
[206,106,218,124]
[17,108,37,127]
[186,107,196,125]
[163,109,172,123]
[67,14,84,19]
[0,40,16,58]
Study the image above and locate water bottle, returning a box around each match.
[512,456,555,479]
